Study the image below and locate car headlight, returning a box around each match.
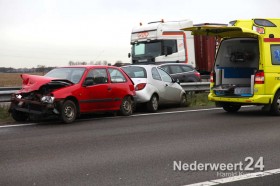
[16,94,22,99]
[41,96,55,103]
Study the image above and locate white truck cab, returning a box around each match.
[129,19,196,67]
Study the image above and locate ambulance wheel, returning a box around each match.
[222,103,241,113]
[270,91,280,115]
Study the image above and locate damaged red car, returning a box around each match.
[9,65,136,123]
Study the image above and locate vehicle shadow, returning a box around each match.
[214,106,276,118]
[26,112,118,126]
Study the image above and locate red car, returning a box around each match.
[9,65,136,123]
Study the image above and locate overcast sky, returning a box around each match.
[0,0,279,68]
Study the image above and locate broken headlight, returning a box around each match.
[15,94,22,99]
[41,96,55,103]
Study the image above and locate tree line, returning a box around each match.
[0,66,55,73]
[0,60,129,73]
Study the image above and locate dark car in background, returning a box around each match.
[159,63,201,82]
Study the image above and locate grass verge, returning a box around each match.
[0,105,13,123]
[186,92,215,107]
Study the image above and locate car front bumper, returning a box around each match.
[9,98,60,116]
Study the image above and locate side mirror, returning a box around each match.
[83,77,94,86]
[173,78,180,84]
[128,53,131,58]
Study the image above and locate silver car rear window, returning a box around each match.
[122,66,147,78]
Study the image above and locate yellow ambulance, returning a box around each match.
[183,18,280,114]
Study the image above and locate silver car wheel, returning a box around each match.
[147,94,158,112]
[151,96,158,110]
[180,94,187,107]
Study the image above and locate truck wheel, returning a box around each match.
[11,109,28,122]
[61,100,77,123]
[270,91,280,115]
[119,96,133,116]
[147,94,158,112]
[223,103,241,113]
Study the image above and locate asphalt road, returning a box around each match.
[0,106,280,186]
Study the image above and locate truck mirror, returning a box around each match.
[164,46,173,56]
[128,53,131,58]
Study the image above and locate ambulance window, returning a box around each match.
[216,38,259,68]
[254,19,276,27]
[271,45,280,65]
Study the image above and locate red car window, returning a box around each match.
[108,68,127,83]
[86,68,108,84]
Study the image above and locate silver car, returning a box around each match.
[121,65,187,112]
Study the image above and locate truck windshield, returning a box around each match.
[132,41,162,58]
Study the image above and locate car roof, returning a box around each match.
[122,64,161,79]
[159,63,193,67]
[122,64,158,69]
[59,65,118,69]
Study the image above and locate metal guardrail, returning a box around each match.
[181,82,210,92]
[0,83,210,103]
[201,75,210,80]
[0,87,21,102]
[0,87,22,91]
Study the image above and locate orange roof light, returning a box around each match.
[253,26,265,34]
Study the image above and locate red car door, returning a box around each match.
[108,68,130,109]
[79,68,113,112]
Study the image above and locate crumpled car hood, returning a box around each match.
[19,74,74,93]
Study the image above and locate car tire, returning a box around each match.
[147,94,158,112]
[119,96,133,116]
[11,109,28,122]
[270,91,280,115]
[222,103,241,113]
[60,100,77,123]
[179,93,187,107]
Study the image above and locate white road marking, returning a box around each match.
[132,105,254,117]
[184,168,280,186]
[0,123,37,128]
[132,107,223,117]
